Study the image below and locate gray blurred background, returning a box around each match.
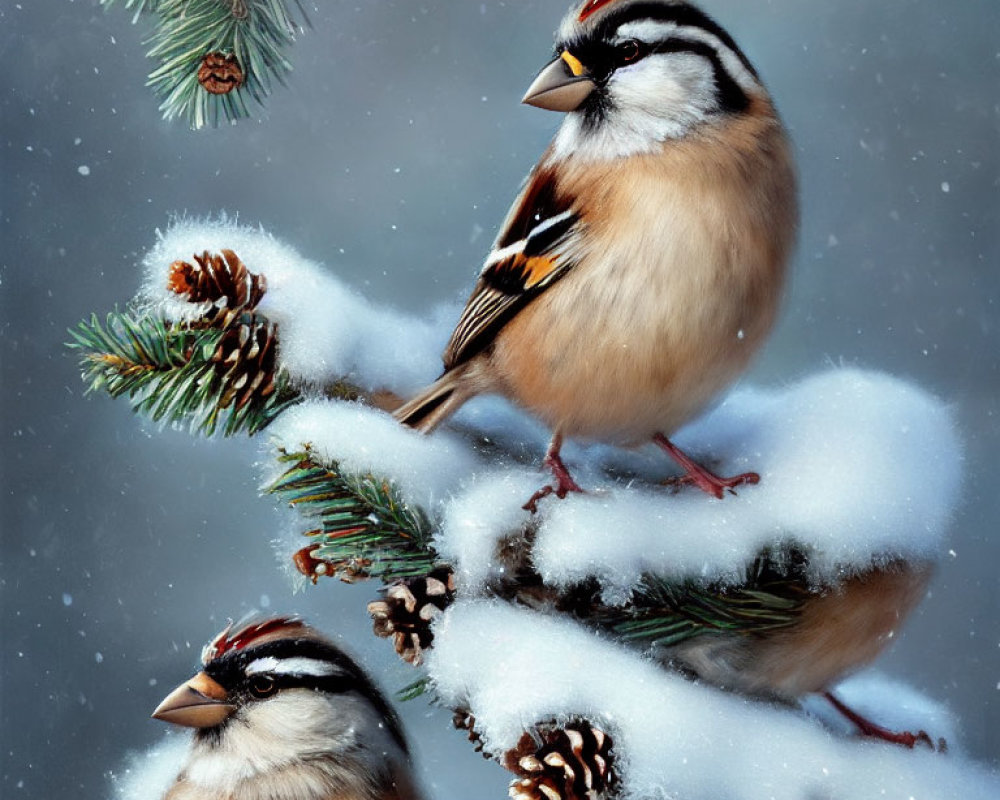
[1,0,997,797]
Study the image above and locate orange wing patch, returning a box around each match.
[579,0,622,22]
[485,252,562,293]
[522,255,559,289]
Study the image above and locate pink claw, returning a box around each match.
[653,434,759,498]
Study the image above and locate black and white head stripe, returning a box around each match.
[567,2,757,77]
[244,655,341,677]
[560,0,761,111]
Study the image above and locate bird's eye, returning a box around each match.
[249,675,276,698]
[616,39,643,64]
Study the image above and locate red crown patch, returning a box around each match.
[579,0,621,22]
[202,616,306,663]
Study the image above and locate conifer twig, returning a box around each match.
[604,550,810,648]
[269,448,440,584]
[101,0,309,128]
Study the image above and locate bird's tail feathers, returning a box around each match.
[393,370,469,433]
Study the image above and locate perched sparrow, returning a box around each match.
[395,0,797,507]
[152,616,422,800]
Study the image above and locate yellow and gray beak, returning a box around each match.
[522,51,596,112]
[151,671,236,729]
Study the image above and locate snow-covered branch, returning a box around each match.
[87,218,996,799]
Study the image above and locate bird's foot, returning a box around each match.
[662,469,760,498]
[653,434,759,499]
[522,480,584,514]
[823,692,947,752]
[522,485,554,514]
[523,442,584,513]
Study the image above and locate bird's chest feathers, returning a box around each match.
[171,756,380,800]
[568,161,767,343]
[173,695,390,800]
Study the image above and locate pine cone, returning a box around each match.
[211,319,280,410]
[508,722,616,800]
[197,52,244,94]
[168,249,266,326]
[367,568,456,665]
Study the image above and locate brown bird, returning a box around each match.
[152,617,423,800]
[395,0,797,508]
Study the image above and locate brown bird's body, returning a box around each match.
[395,0,798,504]
[668,561,934,701]
[394,0,938,752]
[485,108,794,444]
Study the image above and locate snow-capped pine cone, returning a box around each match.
[167,249,266,326]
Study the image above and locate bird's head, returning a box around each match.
[152,616,410,792]
[524,0,768,159]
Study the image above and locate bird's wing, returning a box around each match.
[443,163,582,369]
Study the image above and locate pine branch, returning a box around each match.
[607,551,811,648]
[270,448,440,584]
[68,310,300,436]
[102,0,309,128]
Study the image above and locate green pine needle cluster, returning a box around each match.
[268,449,440,583]
[102,0,309,128]
[396,676,432,702]
[68,310,299,436]
[609,553,810,648]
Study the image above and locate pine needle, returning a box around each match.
[396,676,432,702]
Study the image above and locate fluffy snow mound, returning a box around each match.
[269,368,961,593]
[429,602,997,800]
[518,368,962,596]
[140,216,448,394]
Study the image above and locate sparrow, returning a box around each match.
[394,0,798,508]
[151,616,423,800]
